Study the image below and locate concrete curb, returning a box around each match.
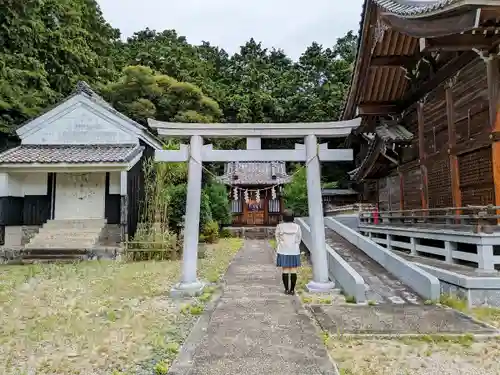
[167,286,224,375]
[296,218,366,304]
[167,244,245,375]
[327,332,500,340]
[325,217,441,301]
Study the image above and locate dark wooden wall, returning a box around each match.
[127,141,155,238]
[374,57,496,211]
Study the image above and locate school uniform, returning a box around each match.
[275,222,302,268]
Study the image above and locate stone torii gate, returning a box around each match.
[148,119,361,296]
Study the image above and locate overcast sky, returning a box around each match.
[96,0,365,60]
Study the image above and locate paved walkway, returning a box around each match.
[169,240,337,375]
[325,228,421,304]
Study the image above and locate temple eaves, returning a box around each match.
[147,118,362,138]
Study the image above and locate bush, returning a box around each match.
[168,183,213,231]
[220,228,233,238]
[283,166,308,216]
[204,182,231,225]
[202,220,220,244]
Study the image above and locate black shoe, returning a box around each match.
[288,290,295,295]
[284,289,290,294]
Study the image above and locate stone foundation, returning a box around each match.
[0,246,123,264]
[440,280,500,307]
[225,226,275,239]
[98,224,122,246]
[4,225,41,247]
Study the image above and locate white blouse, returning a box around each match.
[275,222,302,256]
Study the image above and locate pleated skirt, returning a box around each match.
[276,253,301,268]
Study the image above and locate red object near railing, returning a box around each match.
[373,206,379,224]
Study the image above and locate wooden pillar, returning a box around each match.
[445,76,462,210]
[484,52,500,217]
[417,101,429,211]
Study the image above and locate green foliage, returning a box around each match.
[219,228,233,238]
[167,184,212,231]
[283,167,309,216]
[102,65,222,125]
[283,165,342,216]
[202,220,220,244]
[205,181,231,225]
[0,0,119,131]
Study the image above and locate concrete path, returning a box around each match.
[325,228,421,304]
[169,240,337,375]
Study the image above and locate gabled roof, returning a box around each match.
[16,81,163,150]
[217,162,291,186]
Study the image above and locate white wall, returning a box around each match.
[23,103,138,145]
[54,172,106,219]
[21,173,48,195]
[6,173,48,196]
[109,172,121,194]
[0,173,8,196]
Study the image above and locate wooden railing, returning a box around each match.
[359,205,500,233]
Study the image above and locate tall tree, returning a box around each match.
[101,65,222,125]
[0,0,119,132]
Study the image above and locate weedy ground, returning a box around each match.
[0,238,243,375]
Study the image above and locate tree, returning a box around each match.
[0,0,119,132]
[101,65,222,125]
[283,167,309,217]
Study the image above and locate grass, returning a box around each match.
[0,238,242,375]
[327,334,500,375]
[438,294,500,328]
[325,294,500,374]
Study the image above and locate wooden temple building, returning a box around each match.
[218,161,290,226]
[344,0,500,214]
[216,137,291,227]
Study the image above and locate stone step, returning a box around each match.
[34,233,101,241]
[21,258,83,264]
[38,227,104,234]
[25,240,97,249]
[23,248,87,255]
[43,219,106,229]
[21,253,84,260]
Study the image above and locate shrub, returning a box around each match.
[168,184,213,231]
[220,228,233,238]
[204,181,231,225]
[202,220,220,244]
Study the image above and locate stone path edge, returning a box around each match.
[166,242,242,375]
[299,299,341,375]
[167,284,225,375]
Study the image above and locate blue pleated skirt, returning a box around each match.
[276,253,301,267]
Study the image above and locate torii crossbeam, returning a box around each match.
[148,119,361,297]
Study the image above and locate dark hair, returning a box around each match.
[282,209,295,223]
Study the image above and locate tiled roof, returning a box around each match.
[374,0,459,17]
[375,124,413,142]
[217,162,291,185]
[0,144,143,164]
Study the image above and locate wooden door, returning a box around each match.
[245,199,264,225]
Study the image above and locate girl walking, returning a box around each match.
[275,209,302,295]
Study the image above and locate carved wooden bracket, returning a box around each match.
[371,18,390,55]
[444,70,461,89]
